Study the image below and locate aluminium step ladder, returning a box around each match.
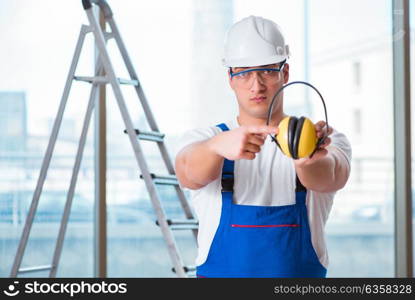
[10,0,197,278]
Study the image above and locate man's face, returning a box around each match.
[229,63,289,120]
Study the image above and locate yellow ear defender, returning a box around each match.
[266,81,329,159]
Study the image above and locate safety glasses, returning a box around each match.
[230,62,285,87]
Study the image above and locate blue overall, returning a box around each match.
[196,123,327,278]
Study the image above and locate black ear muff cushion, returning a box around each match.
[293,116,306,159]
[287,116,298,159]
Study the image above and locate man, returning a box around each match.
[175,16,351,278]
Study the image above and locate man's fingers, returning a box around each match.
[247,125,279,135]
[247,134,266,146]
[318,137,331,148]
[317,127,332,138]
[241,151,256,160]
[315,120,326,128]
[244,143,261,153]
[309,148,328,160]
[315,121,333,138]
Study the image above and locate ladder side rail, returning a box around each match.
[10,25,89,277]
[50,67,102,277]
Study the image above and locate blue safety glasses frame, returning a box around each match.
[229,59,286,78]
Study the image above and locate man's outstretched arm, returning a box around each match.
[294,121,350,193]
[175,126,278,190]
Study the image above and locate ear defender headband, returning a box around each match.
[266,81,329,159]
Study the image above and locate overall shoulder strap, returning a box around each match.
[216,123,234,192]
[296,175,306,192]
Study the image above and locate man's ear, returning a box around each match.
[283,63,289,84]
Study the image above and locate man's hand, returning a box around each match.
[293,121,350,193]
[294,120,333,167]
[208,125,279,160]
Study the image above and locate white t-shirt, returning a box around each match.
[177,117,352,269]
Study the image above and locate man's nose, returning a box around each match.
[249,73,266,92]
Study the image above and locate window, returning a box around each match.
[309,0,394,277]
[0,0,94,277]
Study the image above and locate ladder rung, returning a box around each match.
[140,173,178,185]
[156,219,199,230]
[172,265,196,274]
[123,129,165,142]
[74,76,108,84]
[118,78,139,86]
[169,219,199,226]
[171,225,198,230]
[74,76,139,86]
[18,265,52,274]
[103,31,114,40]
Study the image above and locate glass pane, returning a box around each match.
[0,0,94,277]
[309,0,394,276]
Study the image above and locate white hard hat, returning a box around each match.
[222,15,290,67]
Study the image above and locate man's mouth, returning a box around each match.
[250,96,266,103]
